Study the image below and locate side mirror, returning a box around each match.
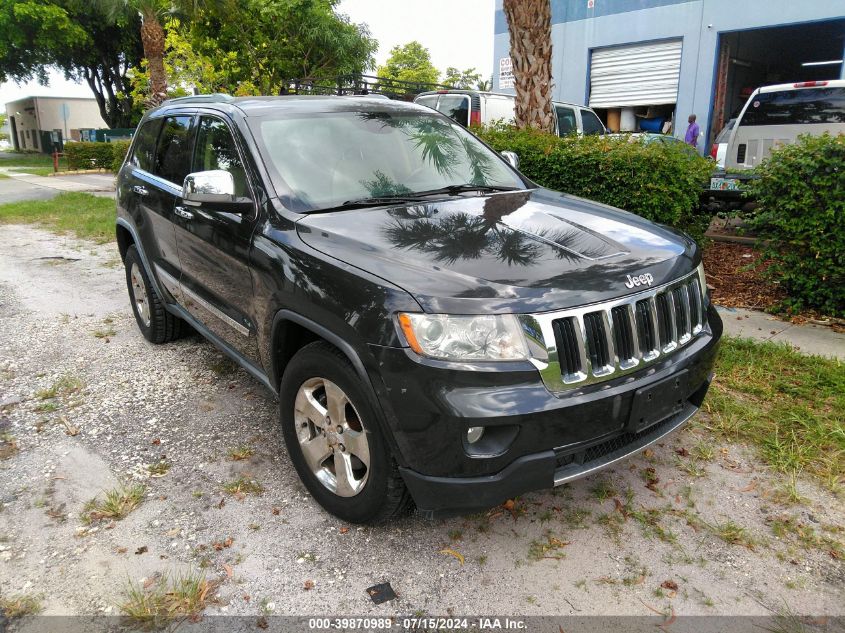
[182,170,251,210]
[501,150,520,170]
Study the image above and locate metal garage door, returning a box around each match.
[589,40,682,108]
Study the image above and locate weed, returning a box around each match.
[477,555,488,566]
[692,441,714,461]
[93,327,117,339]
[147,460,171,477]
[0,594,42,618]
[527,532,569,561]
[448,529,463,541]
[227,446,254,461]
[81,485,146,525]
[34,401,59,413]
[0,434,19,460]
[36,374,83,400]
[591,478,617,503]
[222,476,263,497]
[561,507,591,529]
[119,571,215,629]
[714,520,758,550]
[573,579,587,591]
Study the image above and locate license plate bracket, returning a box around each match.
[628,370,689,433]
[710,177,740,191]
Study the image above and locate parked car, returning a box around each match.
[414,89,607,136]
[116,94,721,523]
[704,80,845,212]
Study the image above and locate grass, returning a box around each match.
[36,373,84,400]
[768,514,844,560]
[527,533,569,561]
[0,433,20,460]
[0,192,116,243]
[93,326,117,339]
[222,476,263,497]
[0,152,59,176]
[702,337,844,492]
[0,594,42,618]
[120,571,214,629]
[147,460,171,477]
[80,485,146,525]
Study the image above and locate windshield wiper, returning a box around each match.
[410,184,522,197]
[316,195,428,212]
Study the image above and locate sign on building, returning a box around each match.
[499,57,514,90]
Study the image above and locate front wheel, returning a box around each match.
[279,342,412,524]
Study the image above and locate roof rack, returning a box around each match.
[161,93,234,105]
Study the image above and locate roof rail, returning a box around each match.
[161,93,234,105]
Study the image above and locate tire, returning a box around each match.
[124,245,185,344]
[280,341,413,524]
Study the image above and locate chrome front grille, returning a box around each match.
[518,266,709,393]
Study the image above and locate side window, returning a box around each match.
[580,109,605,135]
[555,106,577,135]
[129,118,162,172]
[436,95,470,127]
[153,116,194,185]
[192,116,248,197]
[738,88,845,126]
[415,95,438,110]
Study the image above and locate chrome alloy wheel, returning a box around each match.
[293,377,371,497]
[130,262,151,327]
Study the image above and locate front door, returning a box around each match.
[172,114,261,365]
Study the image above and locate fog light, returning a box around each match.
[466,426,485,444]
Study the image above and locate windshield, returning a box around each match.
[250,110,524,212]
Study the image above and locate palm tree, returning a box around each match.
[102,0,209,106]
[502,0,555,133]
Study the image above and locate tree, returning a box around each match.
[188,0,377,95]
[0,0,144,127]
[502,0,554,132]
[376,41,439,87]
[477,76,492,92]
[442,67,481,90]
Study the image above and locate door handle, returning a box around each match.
[132,185,149,196]
[174,206,194,220]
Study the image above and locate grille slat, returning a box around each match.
[541,270,708,389]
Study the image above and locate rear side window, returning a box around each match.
[436,95,470,126]
[555,106,576,135]
[580,109,605,135]
[129,118,162,172]
[415,95,438,109]
[153,116,194,185]
[739,88,845,126]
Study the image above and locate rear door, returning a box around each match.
[434,94,471,127]
[579,108,606,135]
[120,115,192,299]
[172,113,262,364]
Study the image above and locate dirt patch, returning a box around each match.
[0,225,843,619]
[703,241,786,312]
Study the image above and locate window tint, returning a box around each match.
[580,109,605,135]
[415,95,438,109]
[436,95,470,126]
[193,117,248,197]
[129,118,162,172]
[153,116,194,184]
[739,88,845,126]
[555,106,577,135]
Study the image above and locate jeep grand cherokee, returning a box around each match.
[116,94,722,523]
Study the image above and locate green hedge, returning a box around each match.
[474,126,713,242]
[110,140,131,172]
[747,133,844,317]
[65,142,116,170]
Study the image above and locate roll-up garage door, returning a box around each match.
[589,40,682,108]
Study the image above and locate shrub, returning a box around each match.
[110,140,132,172]
[746,133,844,317]
[474,126,713,242]
[65,142,115,170]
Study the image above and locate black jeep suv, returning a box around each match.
[116,94,722,523]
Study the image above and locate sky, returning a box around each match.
[1,0,495,107]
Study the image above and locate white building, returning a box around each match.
[4,96,107,153]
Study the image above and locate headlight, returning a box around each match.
[398,313,529,361]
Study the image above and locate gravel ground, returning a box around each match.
[0,224,843,622]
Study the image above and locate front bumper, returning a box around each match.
[370,304,722,516]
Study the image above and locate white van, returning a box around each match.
[414,90,607,137]
[724,80,845,170]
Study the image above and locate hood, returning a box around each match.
[296,189,698,314]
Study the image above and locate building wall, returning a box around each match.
[4,96,107,151]
[493,0,844,151]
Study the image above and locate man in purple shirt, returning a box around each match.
[685,114,700,149]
